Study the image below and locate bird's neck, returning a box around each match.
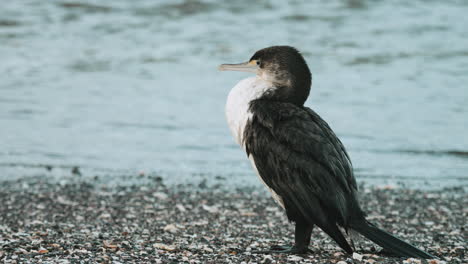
[258,75,311,106]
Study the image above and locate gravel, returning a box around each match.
[0,176,466,263]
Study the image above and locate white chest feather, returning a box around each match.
[225,76,284,207]
[225,77,270,145]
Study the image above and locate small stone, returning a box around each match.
[337,261,347,264]
[333,252,344,257]
[99,213,112,219]
[288,255,303,261]
[163,224,178,233]
[153,243,176,251]
[176,204,186,212]
[38,248,49,254]
[153,192,168,200]
[16,248,28,254]
[103,241,118,249]
[353,252,363,261]
[428,260,446,264]
[202,204,219,213]
[240,211,257,216]
[403,258,422,264]
[191,220,208,226]
[203,246,213,253]
[56,196,78,206]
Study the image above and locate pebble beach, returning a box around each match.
[0,175,466,264]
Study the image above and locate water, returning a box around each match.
[1,0,467,187]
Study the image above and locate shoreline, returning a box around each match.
[0,176,466,263]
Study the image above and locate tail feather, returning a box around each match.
[320,224,353,254]
[351,220,435,259]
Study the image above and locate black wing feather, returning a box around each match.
[243,100,435,259]
[244,100,363,252]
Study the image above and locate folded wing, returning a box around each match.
[243,100,363,252]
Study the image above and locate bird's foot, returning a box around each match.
[252,244,312,254]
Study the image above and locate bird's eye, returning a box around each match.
[249,59,261,66]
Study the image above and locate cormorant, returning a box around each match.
[219,46,434,258]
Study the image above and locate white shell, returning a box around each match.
[225,76,284,207]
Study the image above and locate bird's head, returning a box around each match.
[219,46,311,105]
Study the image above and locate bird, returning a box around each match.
[218,46,435,258]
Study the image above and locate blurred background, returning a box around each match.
[1,0,467,188]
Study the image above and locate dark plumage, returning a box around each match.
[244,101,358,254]
[219,46,435,259]
[249,46,311,105]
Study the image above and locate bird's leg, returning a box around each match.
[254,221,313,254]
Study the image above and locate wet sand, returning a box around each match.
[0,176,466,263]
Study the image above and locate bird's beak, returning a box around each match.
[218,61,259,74]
